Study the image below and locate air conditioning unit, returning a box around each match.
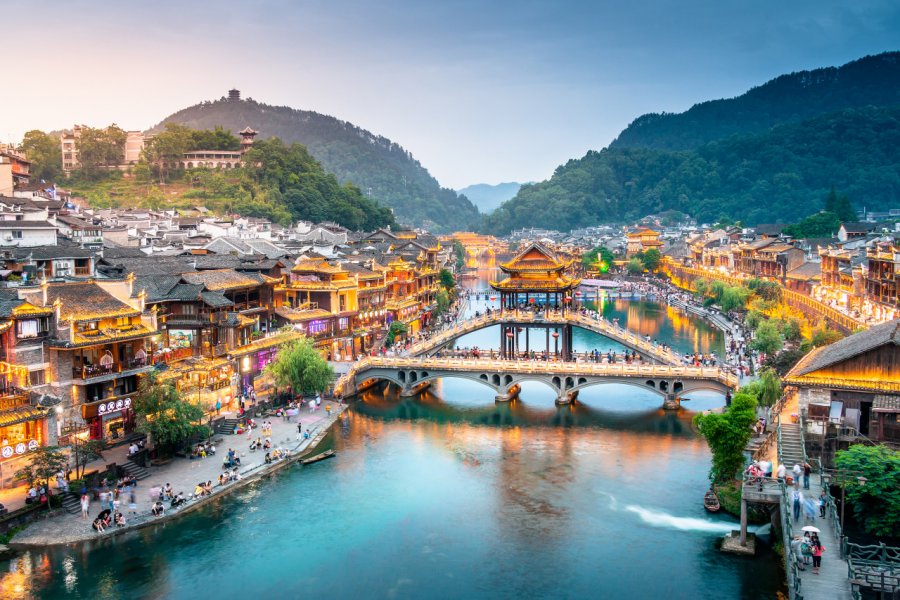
[4,235,12,241]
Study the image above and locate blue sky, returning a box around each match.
[3,0,898,188]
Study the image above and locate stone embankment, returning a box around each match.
[10,405,346,548]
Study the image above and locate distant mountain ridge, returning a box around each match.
[149,95,479,231]
[484,52,900,234]
[612,51,900,151]
[456,182,525,213]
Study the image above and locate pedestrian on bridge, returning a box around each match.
[792,489,803,522]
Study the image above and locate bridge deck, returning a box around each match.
[407,310,684,365]
[336,356,738,396]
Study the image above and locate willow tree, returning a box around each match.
[265,337,334,397]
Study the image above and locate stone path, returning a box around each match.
[10,401,344,546]
[788,475,852,599]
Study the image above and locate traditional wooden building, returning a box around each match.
[491,242,580,312]
[625,228,663,258]
[490,242,581,359]
[785,319,900,446]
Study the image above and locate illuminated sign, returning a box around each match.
[81,397,132,420]
[0,439,39,459]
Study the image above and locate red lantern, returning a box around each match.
[552,332,560,339]
[529,297,535,304]
[490,296,497,301]
[506,331,514,338]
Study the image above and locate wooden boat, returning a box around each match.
[704,489,721,512]
[301,449,335,465]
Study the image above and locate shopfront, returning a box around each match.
[81,397,135,441]
[0,406,48,487]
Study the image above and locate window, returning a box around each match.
[29,370,45,386]
[11,231,22,239]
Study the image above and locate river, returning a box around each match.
[0,268,785,599]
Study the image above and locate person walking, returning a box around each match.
[811,536,825,574]
[215,399,221,416]
[792,489,803,522]
[802,462,812,490]
[80,493,90,520]
[776,462,786,483]
[819,490,828,518]
[792,463,802,488]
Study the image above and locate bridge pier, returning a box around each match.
[400,382,431,397]
[662,394,681,410]
[555,390,578,405]
[495,384,521,403]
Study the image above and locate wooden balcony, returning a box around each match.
[73,357,151,380]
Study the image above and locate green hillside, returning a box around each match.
[612,52,900,151]
[482,107,900,233]
[150,96,479,231]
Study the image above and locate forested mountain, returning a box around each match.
[456,182,524,213]
[612,52,900,151]
[482,107,900,233]
[149,96,479,231]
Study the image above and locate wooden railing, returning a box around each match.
[405,309,682,366]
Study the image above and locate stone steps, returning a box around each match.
[61,491,82,514]
[122,459,150,481]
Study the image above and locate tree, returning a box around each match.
[16,446,69,510]
[779,317,802,343]
[133,374,209,456]
[582,246,615,272]
[386,320,408,346]
[71,438,104,479]
[75,125,127,178]
[763,348,806,375]
[19,130,61,181]
[694,278,709,297]
[747,279,782,302]
[834,445,900,537]
[641,248,661,272]
[439,268,455,291]
[453,240,466,270]
[811,325,843,347]
[434,288,450,317]
[694,392,758,482]
[265,337,335,397]
[756,368,782,407]
[627,257,644,274]
[720,286,751,312]
[751,319,784,355]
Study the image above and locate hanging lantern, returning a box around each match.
[506,331,514,338]
[564,296,572,303]
[529,297,535,304]
[490,296,497,302]
[575,291,583,297]
[552,332,560,339]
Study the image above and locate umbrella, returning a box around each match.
[801,525,820,533]
[97,509,111,520]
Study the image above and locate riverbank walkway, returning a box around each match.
[9,400,344,547]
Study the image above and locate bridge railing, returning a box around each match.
[335,356,739,395]
[406,309,683,365]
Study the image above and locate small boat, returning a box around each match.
[301,449,335,465]
[704,489,720,512]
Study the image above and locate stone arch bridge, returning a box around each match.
[336,357,738,409]
[406,310,683,365]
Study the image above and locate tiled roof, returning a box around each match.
[786,262,822,281]
[200,291,233,308]
[274,307,332,322]
[181,269,266,291]
[0,405,44,428]
[873,395,900,412]
[787,319,900,378]
[42,282,140,322]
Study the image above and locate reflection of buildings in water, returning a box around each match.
[624,301,661,339]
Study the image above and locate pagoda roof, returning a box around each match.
[499,242,572,274]
[490,275,581,293]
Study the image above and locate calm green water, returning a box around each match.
[0,274,784,599]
